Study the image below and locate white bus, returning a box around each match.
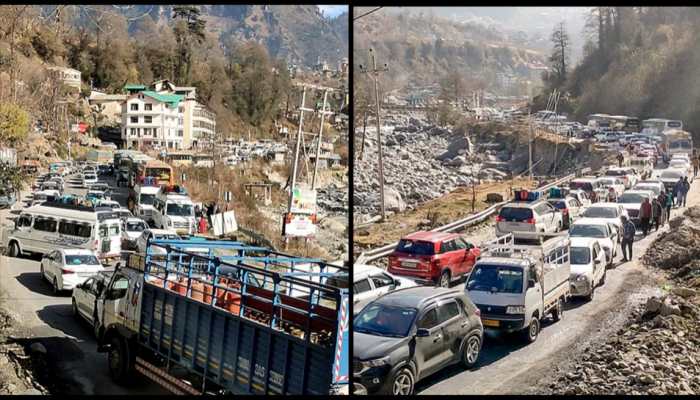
[641,118,683,136]
[3,202,122,262]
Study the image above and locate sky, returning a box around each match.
[317,5,347,18]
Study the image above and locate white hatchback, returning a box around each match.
[353,264,417,315]
[40,249,105,295]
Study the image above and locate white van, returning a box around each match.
[152,186,196,235]
[3,202,122,263]
[130,185,159,224]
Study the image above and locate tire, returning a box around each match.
[522,317,540,344]
[7,242,19,258]
[40,264,45,282]
[52,278,60,296]
[439,270,451,288]
[72,299,79,318]
[108,336,133,384]
[389,367,415,395]
[551,298,563,322]
[461,334,482,369]
[586,284,595,302]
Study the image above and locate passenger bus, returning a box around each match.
[661,129,693,159]
[163,151,193,167]
[587,114,612,130]
[134,159,173,188]
[641,119,683,136]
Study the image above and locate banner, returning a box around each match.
[284,214,316,237]
[290,187,317,214]
[212,211,238,236]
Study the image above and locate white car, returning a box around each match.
[122,217,149,250]
[568,189,592,208]
[83,172,98,186]
[568,237,607,300]
[578,202,628,242]
[547,196,584,229]
[617,190,656,226]
[96,199,121,210]
[656,168,690,192]
[568,218,619,266]
[136,228,180,255]
[114,207,133,221]
[72,271,112,328]
[495,200,564,239]
[668,159,691,174]
[632,181,664,197]
[40,249,105,295]
[353,264,417,315]
[594,177,625,198]
[604,167,639,189]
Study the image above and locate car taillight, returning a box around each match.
[495,215,504,222]
[61,268,74,274]
[526,218,536,224]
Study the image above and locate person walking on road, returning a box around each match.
[652,196,663,232]
[674,177,685,207]
[681,177,690,207]
[606,187,617,202]
[639,197,653,236]
[620,215,635,262]
[665,190,674,223]
[617,152,624,168]
[693,155,699,178]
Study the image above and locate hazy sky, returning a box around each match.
[318,5,347,18]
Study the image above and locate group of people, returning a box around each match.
[194,201,222,234]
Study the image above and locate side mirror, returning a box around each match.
[528,279,536,289]
[394,279,402,287]
[416,328,430,337]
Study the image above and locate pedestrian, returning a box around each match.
[639,197,652,236]
[198,215,208,234]
[681,176,690,207]
[206,201,214,226]
[693,155,699,178]
[617,152,624,168]
[652,196,663,232]
[674,177,684,207]
[665,190,673,224]
[620,215,635,262]
[606,187,617,202]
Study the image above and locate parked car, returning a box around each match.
[568,189,592,208]
[568,218,619,266]
[578,202,628,241]
[568,237,607,301]
[72,271,113,329]
[387,231,481,287]
[547,196,584,229]
[617,190,656,226]
[353,287,483,395]
[569,178,602,202]
[121,217,150,251]
[96,199,121,210]
[668,159,691,175]
[353,263,417,315]
[40,249,105,295]
[495,200,563,239]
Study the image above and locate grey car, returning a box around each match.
[353,287,483,395]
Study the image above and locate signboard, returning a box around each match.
[212,211,238,236]
[290,187,317,214]
[284,214,317,237]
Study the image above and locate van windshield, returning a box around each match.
[354,303,417,338]
[569,224,608,238]
[466,264,524,294]
[139,194,155,205]
[166,203,193,216]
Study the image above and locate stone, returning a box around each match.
[29,342,46,355]
[646,297,663,314]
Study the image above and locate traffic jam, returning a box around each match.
[352,124,697,395]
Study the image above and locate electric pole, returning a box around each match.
[287,86,309,215]
[528,108,533,181]
[312,89,332,189]
[360,48,389,221]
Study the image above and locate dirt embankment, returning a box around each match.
[0,306,50,395]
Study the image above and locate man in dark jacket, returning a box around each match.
[652,196,663,232]
[617,152,624,168]
[680,177,690,207]
[673,177,684,207]
[620,215,636,262]
[639,197,652,236]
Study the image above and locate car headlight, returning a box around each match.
[360,356,391,369]
[506,305,525,314]
[575,274,589,282]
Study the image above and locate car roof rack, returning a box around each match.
[511,188,544,203]
[480,233,569,259]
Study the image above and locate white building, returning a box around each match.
[192,103,216,149]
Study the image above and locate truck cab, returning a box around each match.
[152,185,196,235]
[130,185,160,225]
[464,233,570,344]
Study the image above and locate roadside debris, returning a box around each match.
[0,307,49,395]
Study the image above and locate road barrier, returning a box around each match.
[355,171,588,264]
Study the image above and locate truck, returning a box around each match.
[152,185,197,236]
[128,183,160,224]
[464,233,570,343]
[94,239,349,395]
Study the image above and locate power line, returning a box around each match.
[353,7,383,21]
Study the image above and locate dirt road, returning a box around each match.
[417,172,700,395]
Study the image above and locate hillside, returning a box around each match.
[353,8,547,94]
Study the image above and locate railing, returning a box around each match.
[355,172,587,264]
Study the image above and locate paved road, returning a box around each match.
[0,171,166,394]
[417,171,700,395]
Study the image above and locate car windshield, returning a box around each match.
[466,264,524,294]
[582,207,618,218]
[126,222,147,232]
[569,224,608,238]
[140,194,155,205]
[166,203,193,216]
[65,255,100,266]
[661,171,683,179]
[570,247,592,265]
[618,193,646,203]
[395,239,434,256]
[354,303,417,338]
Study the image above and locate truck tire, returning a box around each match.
[522,317,540,343]
[108,336,133,384]
[439,271,451,288]
[7,241,19,258]
[551,298,563,322]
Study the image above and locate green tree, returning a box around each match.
[0,102,29,145]
[172,5,206,84]
[547,21,570,89]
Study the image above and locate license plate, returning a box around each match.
[482,319,500,327]
[401,261,418,268]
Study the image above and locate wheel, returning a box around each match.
[439,270,451,288]
[7,242,19,258]
[40,263,45,281]
[461,334,482,368]
[551,298,563,322]
[108,336,133,384]
[52,278,60,296]
[522,317,540,343]
[390,367,415,395]
[600,269,606,285]
[72,299,79,318]
[586,284,595,302]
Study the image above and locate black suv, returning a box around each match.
[353,286,483,395]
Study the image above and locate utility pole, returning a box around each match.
[360,48,389,221]
[552,89,560,176]
[359,111,368,160]
[287,86,311,216]
[311,89,331,189]
[528,108,533,181]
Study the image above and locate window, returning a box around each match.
[145,103,152,111]
[395,239,435,256]
[437,301,461,323]
[109,275,129,299]
[354,279,371,294]
[17,215,32,228]
[130,116,138,124]
[370,273,394,289]
[144,116,152,124]
[454,238,469,250]
[34,216,57,232]
[178,130,183,137]
[178,117,184,126]
[418,308,438,330]
[130,128,136,136]
[59,221,92,238]
[130,103,138,111]
[440,240,456,253]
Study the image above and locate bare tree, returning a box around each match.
[548,21,570,88]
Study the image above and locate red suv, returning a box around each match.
[387,231,481,288]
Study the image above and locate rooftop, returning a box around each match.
[141,91,184,107]
[403,231,459,243]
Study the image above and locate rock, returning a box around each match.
[383,187,406,213]
[29,342,46,355]
[486,193,504,203]
[660,298,682,316]
[672,287,698,298]
[646,297,663,314]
